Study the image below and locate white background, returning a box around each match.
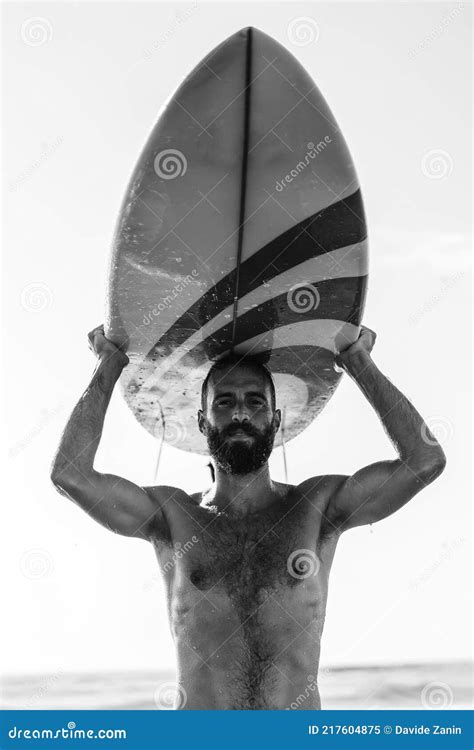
[2,1,471,675]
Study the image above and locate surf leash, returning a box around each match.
[154,401,166,484]
[281,406,289,484]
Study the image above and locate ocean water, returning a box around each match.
[1,662,471,710]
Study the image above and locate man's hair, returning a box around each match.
[200,353,276,410]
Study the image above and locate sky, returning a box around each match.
[1,1,472,676]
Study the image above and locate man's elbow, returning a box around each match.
[50,464,86,497]
[51,453,71,491]
[419,451,447,483]
[51,469,76,497]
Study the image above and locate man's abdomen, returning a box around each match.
[171,576,326,710]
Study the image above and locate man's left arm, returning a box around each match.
[323,326,447,532]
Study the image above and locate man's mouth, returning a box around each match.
[227,429,253,439]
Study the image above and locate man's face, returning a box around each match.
[198,365,281,475]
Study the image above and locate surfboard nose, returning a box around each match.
[231,26,281,49]
[234,26,264,38]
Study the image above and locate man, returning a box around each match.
[51,324,446,709]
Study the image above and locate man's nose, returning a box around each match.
[232,405,250,423]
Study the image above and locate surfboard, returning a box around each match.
[105,26,368,454]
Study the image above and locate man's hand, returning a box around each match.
[88,324,129,368]
[335,325,376,372]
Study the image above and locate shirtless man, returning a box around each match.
[51,324,446,709]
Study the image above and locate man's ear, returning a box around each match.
[273,408,282,433]
[197,409,206,435]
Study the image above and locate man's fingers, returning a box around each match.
[358,327,376,348]
[360,325,376,339]
[88,325,105,342]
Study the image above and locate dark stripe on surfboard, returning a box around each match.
[250,343,340,389]
[147,188,366,358]
[192,275,367,360]
[231,26,253,347]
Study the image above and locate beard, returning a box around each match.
[204,420,277,475]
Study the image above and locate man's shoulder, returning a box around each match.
[296,475,348,504]
[140,485,200,542]
[297,474,347,514]
[142,484,196,506]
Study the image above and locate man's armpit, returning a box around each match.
[142,485,186,542]
[297,475,348,535]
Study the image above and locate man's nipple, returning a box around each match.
[189,565,212,590]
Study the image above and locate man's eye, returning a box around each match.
[250,399,265,406]
[216,399,231,407]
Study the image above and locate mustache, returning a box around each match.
[220,423,261,438]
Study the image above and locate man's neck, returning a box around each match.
[204,463,280,515]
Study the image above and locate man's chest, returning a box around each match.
[154,494,337,600]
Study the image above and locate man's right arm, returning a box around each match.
[50,326,171,541]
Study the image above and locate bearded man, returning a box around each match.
[51,324,446,709]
